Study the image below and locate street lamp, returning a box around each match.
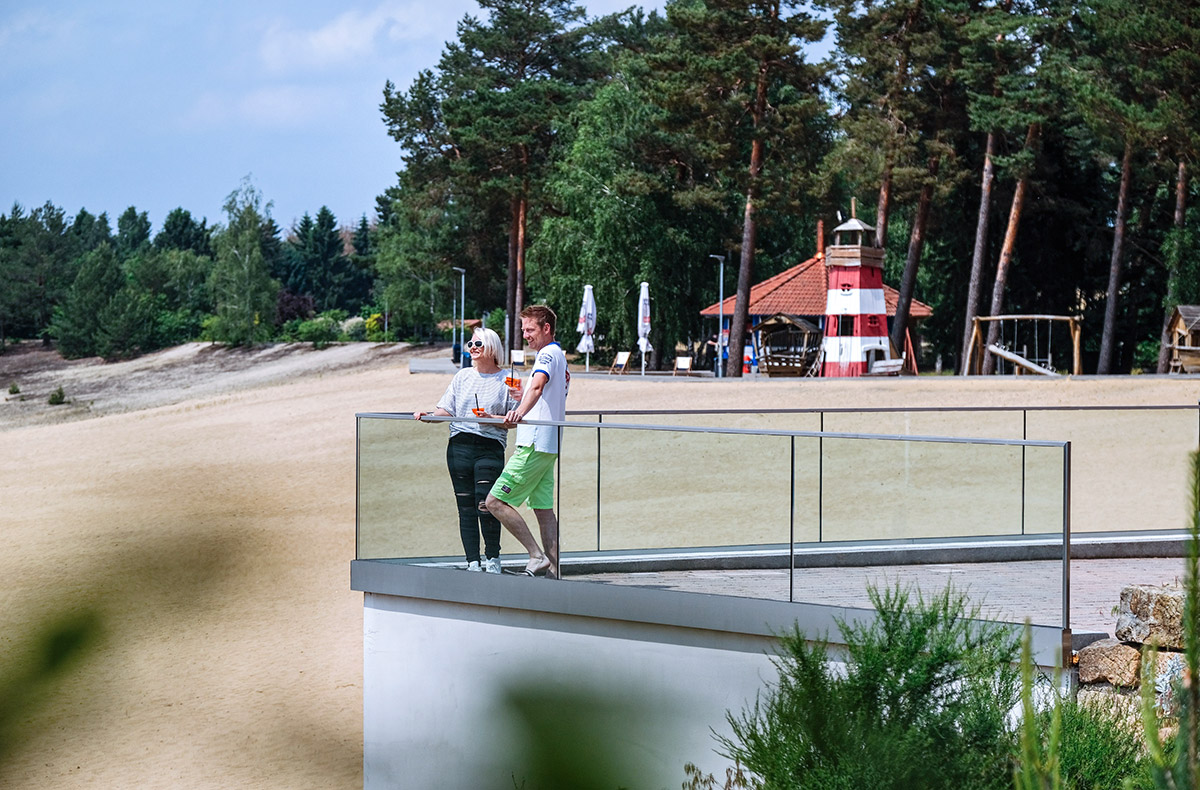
[452,267,466,367]
[709,254,725,378]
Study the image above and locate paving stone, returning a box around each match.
[572,558,1185,638]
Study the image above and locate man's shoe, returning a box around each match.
[484,557,502,575]
[466,560,483,572]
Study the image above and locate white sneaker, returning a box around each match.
[466,560,483,572]
[484,557,502,575]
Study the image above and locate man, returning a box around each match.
[485,305,570,577]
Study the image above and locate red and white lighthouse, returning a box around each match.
[821,215,893,377]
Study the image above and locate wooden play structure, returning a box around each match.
[964,315,1082,376]
[1165,305,1200,374]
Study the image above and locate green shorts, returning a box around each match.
[490,445,557,510]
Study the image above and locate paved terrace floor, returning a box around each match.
[572,557,1186,636]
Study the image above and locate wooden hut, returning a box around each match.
[1166,305,1200,373]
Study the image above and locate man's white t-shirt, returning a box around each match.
[516,341,569,454]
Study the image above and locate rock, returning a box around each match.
[1077,685,1142,728]
[1114,584,1185,649]
[1078,638,1141,687]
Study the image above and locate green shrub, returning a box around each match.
[721,583,1021,790]
[8,383,18,395]
[484,307,506,333]
[48,386,66,406]
[275,318,304,342]
[342,316,367,341]
[1137,449,1200,788]
[296,315,340,349]
[1056,697,1153,789]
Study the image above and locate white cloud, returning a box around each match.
[239,85,338,126]
[258,1,453,74]
[178,84,341,130]
[0,10,59,48]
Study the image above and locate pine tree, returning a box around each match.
[820,0,970,360]
[154,208,212,257]
[68,208,113,254]
[649,0,828,376]
[115,206,152,260]
[381,0,603,350]
[51,243,124,358]
[1071,0,1184,372]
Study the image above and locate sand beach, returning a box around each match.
[1,341,1198,789]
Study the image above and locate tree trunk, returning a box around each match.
[960,131,996,373]
[982,123,1039,375]
[506,195,518,353]
[1097,137,1134,374]
[515,193,527,325]
[1157,160,1188,373]
[727,149,762,379]
[875,159,893,250]
[889,154,939,355]
[726,54,771,379]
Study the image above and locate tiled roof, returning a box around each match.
[700,255,932,319]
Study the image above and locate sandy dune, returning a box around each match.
[1,343,1198,789]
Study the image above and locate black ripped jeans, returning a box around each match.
[446,432,505,563]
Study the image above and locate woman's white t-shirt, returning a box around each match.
[436,367,515,445]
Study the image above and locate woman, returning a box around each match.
[414,327,515,574]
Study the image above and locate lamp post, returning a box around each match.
[452,267,466,366]
[709,254,725,378]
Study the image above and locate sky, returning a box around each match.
[0,0,667,236]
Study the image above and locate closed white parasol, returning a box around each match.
[576,284,596,371]
[636,280,652,375]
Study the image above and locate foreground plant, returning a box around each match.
[721,583,1022,790]
[1136,450,1200,789]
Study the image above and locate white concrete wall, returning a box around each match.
[355,560,1068,790]
[364,592,779,790]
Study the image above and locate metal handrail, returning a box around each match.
[358,412,1069,449]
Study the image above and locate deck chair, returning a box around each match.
[673,356,693,376]
[510,349,527,369]
[609,350,630,374]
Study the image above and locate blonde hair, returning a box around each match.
[472,327,504,368]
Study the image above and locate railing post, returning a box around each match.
[596,414,602,552]
[355,415,361,560]
[790,435,796,603]
[556,426,562,579]
[818,412,824,544]
[1021,409,1027,535]
[1062,440,1072,674]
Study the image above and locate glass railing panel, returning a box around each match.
[595,426,794,552]
[821,409,1026,441]
[1026,408,1197,534]
[557,423,601,553]
[357,415,477,560]
[1022,443,1069,536]
[817,437,1030,541]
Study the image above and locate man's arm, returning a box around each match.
[504,370,547,425]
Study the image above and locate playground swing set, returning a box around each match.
[964,314,1082,376]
